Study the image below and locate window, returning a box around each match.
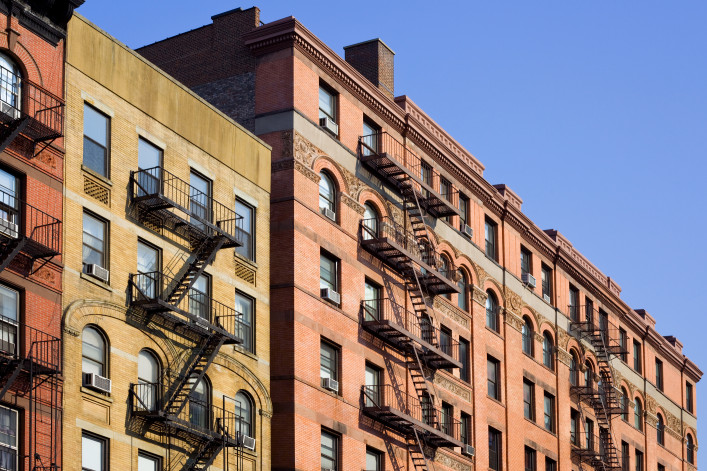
[545,457,556,471]
[569,351,579,386]
[635,449,643,471]
[459,337,470,383]
[522,316,533,355]
[136,240,160,299]
[0,53,20,113]
[362,203,378,240]
[634,398,643,431]
[82,432,107,471]
[457,269,468,311]
[633,340,641,373]
[364,363,381,407]
[82,326,107,377]
[541,264,552,303]
[361,119,379,156]
[686,382,694,413]
[0,406,17,471]
[439,326,452,362]
[137,350,159,412]
[420,160,432,193]
[542,332,554,370]
[0,285,18,356]
[235,199,255,261]
[319,84,337,127]
[619,328,628,362]
[190,170,211,229]
[189,376,210,429]
[460,412,471,446]
[421,392,434,426]
[656,413,664,446]
[137,451,161,471]
[487,356,500,400]
[525,446,536,471]
[569,285,579,321]
[485,217,497,260]
[585,298,594,326]
[137,138,162,195]
[83,211,108,274]
[585,418,594,450]
[655,358,663,391]
[570,409,579,445]
[657,464,665,471]
[0,168,18,232]
[488,427,502,471]
[687,434,695,464]
[189,274,210,321]
[320,340,339,387]
[523,379,535,421]
[621,441,629,471]
[621,387,629,421]
[363,279,381,321]
[543,392,555,433]
[321,429,339,471]
[485,290,499,332]
[585,361,595,391]
[83,104,110,177]
[235,290,254,353]
[320,251,339,295]
[441,402,453,436]
[520,246,532,277]
[235,390,254,438]
[365,447,382,471]
[459,193,469,228]
[599,309,609,342]
[439,255,451,299]
[319,172,336,219]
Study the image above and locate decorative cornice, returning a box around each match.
[434,297,470,329]
[504,311,524,333]
[434,375,472,402]
[472,286,487,306]
[557,348,573,367]
[340,192,364,215]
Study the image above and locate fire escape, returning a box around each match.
[570,305,627,471]
[358,132,465,470]
[0,65,64,471]
[127,167,248,471]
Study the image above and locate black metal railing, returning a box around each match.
[0,188,61,257]
[0,313,61,374]
[130,167,242,245]
[129,271,247,342]
[570,306,626,356]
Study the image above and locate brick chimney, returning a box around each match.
[344,39,395,99]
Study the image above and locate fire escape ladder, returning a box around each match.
[407,426,435,471]
[190,432,228,471]
[0,115,29,154]
[0,237,26,273]
[166,236,225,306]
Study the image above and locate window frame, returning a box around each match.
[460,412,471,446]
[520,246,532,277]
[485,290,499,332]
[83,103,111,178]
[619,328,628,363]
[484,217,497,261]
[487,355,501,401]
[365,446,382,471]
[541,264,552,303]
[686,382,694,413]
[320,339,340,389]
[0,405,18,471]
[621,441,630,471]
[525,446,536,471]
[634,397,643,431]
[319,171,337,218]
[458,193,469,228]
[655,358,663,391]
[457,269,468,311]
[570,409,579,445]
[318,83,338,124]
[635,449,643,471]
[137,450,162,471]
[364,362,381,407]
[656,413,665,446]
[523,378,535,422]
[522,316,534,356]
[82,325,108,378]
[569,285,579,321]
[235,290,255,353]
[82,210,109,275]
[488,427,502,471]
[361,118,379,156]
[235,198,255,261]
[543,391,555,433]
[320,251,339,296]
[633,340,642,373]
[542,332,554,370]
[545,457,557,471]
[235,390,254,438]
[459,337,470,383]
[321,428,340,471]
[82,431,108,471]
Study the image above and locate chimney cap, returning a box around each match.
[343,38,395,55]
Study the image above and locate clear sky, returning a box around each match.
[77,0,707,456]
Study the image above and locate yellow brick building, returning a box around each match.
[61,15,271,471]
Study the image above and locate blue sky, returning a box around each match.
[78,0,707,456]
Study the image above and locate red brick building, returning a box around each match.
[140,7,701,471]
[0,0,82,470]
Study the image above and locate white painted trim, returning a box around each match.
[187,159,215,181]
[136,126,166,149]
[80,91,114,117]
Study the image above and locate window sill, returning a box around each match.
[80,272,112,292]
[486,395,504,407]
[233,345,258,361]
[81,386,113,403]
[82,165,113,186]
[485,326,503,339]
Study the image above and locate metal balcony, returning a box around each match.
[129,167,242,248]
[359,132,460,219]
[569,306,627,359]
[570,381,624,417]
[360,217,459,296]
[361,384,463,449]
[361,298,461,370]
[0,314,61,380]
[570,430,621,470]
[129,271,246,345]
[0,189,61,273]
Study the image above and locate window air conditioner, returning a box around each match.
[240,434,256,451]
[0,218,18,239]
[83,372,112,394]
[322,377,339,393]
[319,117,339,136]
[521,272,536,289]
[86,264,110,283]
[321,207,336,221]
[461,223,473,239]
[463,445,475,456]
[543,294,551,303]
[0,101,19,120]
[320,287,341,305]
[0,339,15,355]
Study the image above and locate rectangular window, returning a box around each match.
[321,429,339,471]
[570,409,579,445]
[686,382,693,413]
[0,406,17,471]
[136,240,160,299]
[235,199,255,261]
[320,340,339,386]
[569,285,579,321]
[459,193,469,228]
[585,419,594,451]
[82,432,107,471]
[439,326,452,371]
[459,337,470,383]
[234,290,254,353]
[365,447,382,471]
[485,217,497,261]
[523,379,535,421]
[619,328,628,362]
[545,457,556,471]
[635,449,643,471]
[520,246,532,276]
[137,451,161,471]
[633,340,641,373]
[189,170,212,229]
[189,274,210,321]
[364,362,381,407]
[83,103,110,177]
[541,264,552,303]
[525,446,536,471]
[488,427,502,471]
[460,412,471,445]
[585,298,594,325]
[657,465,665,471]
[655,358,663,391]
[363,279,381,321]
[319,84,337,124]
[621,441,629,471]
[136,138,162,196]
[543,392,555,433]
[361,118,379,156]
[440,177,451,201]
[487,356,500,400]
[320,251,339,293]
[441,402,453,436]
[0,285,18,357]
[83,211,108,276]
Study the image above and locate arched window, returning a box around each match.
[542,332,554,370]
[190,376,211,430]
[319,172,336,218]
[457,269,468,311]
[137,350,160,412]
[485,291,499,332]
[634,397,643,431]
[569,351,579,386]
[522,317,534,355]
[0,53,21,113]
[235,391,254,438]
[657,413,665,446]
[362,203,378,240]
[439,256,451,299]
[621,387,629,421]
[585,361,594,391]
[687,434,695,464]
[82,326,107,377]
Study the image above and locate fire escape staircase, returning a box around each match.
[128,167,245,470]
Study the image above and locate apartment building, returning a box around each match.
[0,1,81,470]
[139,7,701,471]
[62,15,271,471]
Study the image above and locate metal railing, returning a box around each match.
[129,271,248,342]
[0,313,61,373]
[0,188,61,256]
[570,305,625,354]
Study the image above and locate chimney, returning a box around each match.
[344,39,395,99]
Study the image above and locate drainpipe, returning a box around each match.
[552,246,561,468]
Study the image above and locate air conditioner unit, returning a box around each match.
[0,339,15,355]
[319,117,339,136]
[521,272,536,289]
[0,101,19,120]
[83,372,112,394]
[86,264,110,283]
[543,294,551,303]
[321,207,336,221]
[322,377,339,393]
[240,434,256,451]
[0,218,18,239]
[461,223,473,239]
[463,445,475,456]
[320,287,341,305]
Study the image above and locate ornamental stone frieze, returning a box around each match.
[472,286,487,306]
[434,375,472,402]
[557,348,573,367]
[435,450,472,471]
[644,411,658,428]
[504,311,524,333]
[503,287,522,314]
[341,166,366,200]
[384,200,404,226]
[557,329,571,351]
[534,332,544,343]
[340,192,365,214]
[292,130,321,166]
[433,297,470,329]
[295,161,321,184]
